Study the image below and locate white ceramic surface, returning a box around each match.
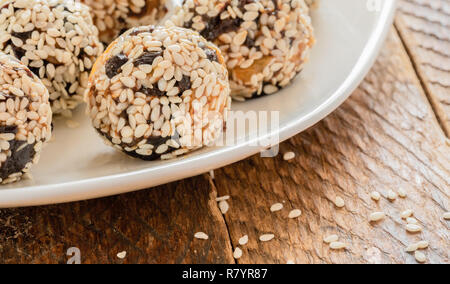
[0,0,397,207]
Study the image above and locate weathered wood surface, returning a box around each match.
[213,28,449,264]
[0,12,449,263]
[395,0,450,136]
[0,176,234,264]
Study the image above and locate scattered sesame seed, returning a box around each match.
[288,209,302,219]
[401,209,414,219]
[416,241,429,250]
[329,242,347,250]
[209,170,215,179]
[405,243,419,253]
[233,247,243,259]
[283,151,295,161]
[387,190,397,201]
[270,203,283,212]
[194,232,209,240]
[259,234,275,242]
[369,212,385,222]
[323,235,339,244]
[116,251,126,259]
[334,197,345,208]
[370,191,381,201]
[406,224,422,233]
[238,235,248,246]
[216,195,230,202]
[443,212,450,220]
[219,200,229,214]
[398,188,407,198]
[414,251,427,263]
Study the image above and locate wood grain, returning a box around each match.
[212,28,450,264]
[395,0,450,136]
[0,13,449,264]
[0,175,234,264]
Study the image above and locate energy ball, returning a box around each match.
[80,0,169,44]
[0,53,52,184]
[0,0,103,116]
[169,0,315,99]
[86,26,231,160]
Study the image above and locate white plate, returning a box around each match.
[0,0,397,207]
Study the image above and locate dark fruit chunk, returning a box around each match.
[199,42,218,62]
[177,76,191,93]
[133,51,162,67]
[11,31,32,41]
[105,53,128,78]
[11,45,26,60]
[139,86,165,97]
[200,16,243,42]
[0,139,35,180]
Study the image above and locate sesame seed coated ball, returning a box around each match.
[86,26,231,161]
[0,52,52,184]
[169,0,315,100]
[0,0,104,116]
[80,0,169,44]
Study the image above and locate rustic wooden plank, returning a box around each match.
[0,175,234,264]
[212,28,450,264]
[395,0,450,136]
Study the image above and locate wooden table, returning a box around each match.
[0,0,448,264]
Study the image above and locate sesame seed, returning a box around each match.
[216,195,230,202]
[270,203,283,212]
[416,241,429,250]
[370,191,381,201]
[323,235,339,244]
[406,224,422,233]
[398,188,407,198]
[259,234,275,242]
[117,251,127,259]
[334,197,345,208]
[387,190,397,201]
[288,209,302,219]
[233,247,243,259]
[443,212,450,220]
[405,243,418,253]
[283,151,295,161]
[369,212,385,222]
[238,235,248,246]
[219,200,229,214]
[401,210,414,219]
[194,232,209,240]
[414,251,426,263]
[329,242,347,250]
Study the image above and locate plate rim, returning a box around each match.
[0,0,398,207]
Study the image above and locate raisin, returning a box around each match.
[200,16,243,42]
[0,125,18,134]
[133,51,162,66]
[199,42,218,62]
[10,43,26,60]
[0,139,36,180]
[11,31,32,41]
[139,86,165,97]
[105,53,128,78]
[244,36,256,48]
[177,76,191,93]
